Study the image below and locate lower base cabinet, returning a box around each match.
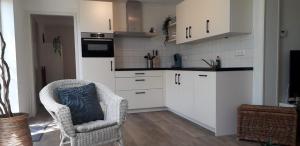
[165,71,253,136]
[115,71,164,110]
[116,70,253,136]
[194,72,216,130]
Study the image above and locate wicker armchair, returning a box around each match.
[39,80,128,146]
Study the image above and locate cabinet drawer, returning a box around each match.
[116,77,163,90]
[116,89,164,109]
[115,71,163,78]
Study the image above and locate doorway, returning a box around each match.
[278,0,300,103]
[31,15,76,111]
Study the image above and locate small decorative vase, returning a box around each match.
[0,113,32,146]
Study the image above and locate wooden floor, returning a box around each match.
[30,109,259,146]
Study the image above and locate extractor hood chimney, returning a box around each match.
[114,0,157,38]
[126,0,143,32]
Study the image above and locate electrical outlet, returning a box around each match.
[235,50,246,56]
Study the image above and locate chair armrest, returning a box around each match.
[104,94,128,125]
[95,83,128,125]
[55,106,76,137]
[40,89,76,137]
[114,95,128,124]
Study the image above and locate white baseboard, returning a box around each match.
[128,107,168,113]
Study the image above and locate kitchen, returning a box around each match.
[80,0,254,137]
[1,0,292,145]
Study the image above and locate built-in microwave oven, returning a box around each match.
[81,32,114,57]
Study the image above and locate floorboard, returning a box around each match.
[30,110,260,146]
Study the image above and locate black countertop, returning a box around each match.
[115,67,253,72]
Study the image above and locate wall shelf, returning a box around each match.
[168,22,176,28]
[114,31,158,38]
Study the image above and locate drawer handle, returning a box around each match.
[178,74,181,85]
[186,27,188,39]
[135,79,145,82]
[199,75,208,77]
[206,20,210,33]
[135,92,146,94]
[135,73,145,75]
[175,73,178,84]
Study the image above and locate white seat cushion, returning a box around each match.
[74,120,118,133]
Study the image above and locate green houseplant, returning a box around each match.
[0,32,32,145]
[162,16,172,43]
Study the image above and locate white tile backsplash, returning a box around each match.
[115,34,254,68]
[177,34,254,68]
[115,36,179,68]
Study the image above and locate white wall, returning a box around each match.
[23,0,79,14]
[264,0,280,106]
[1,0,20,113]
[279,0,300,102]
[252,0,265,105]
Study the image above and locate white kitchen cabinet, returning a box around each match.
[176,0,252,44]
[176,0,189,44]
[177,71,195,118]
[165,71,179,110]
[81,58,115,91]
[80,1,113,33]
[193,72,216,130]
[165,71,194,118]
[165,70,253,136]
[115,71,164,110]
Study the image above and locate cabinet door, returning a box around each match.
[202,0,230,37]
[176,0,190,44]
[165,71,180,110]
[81,58,115,91]
[177,71,195,118]
[190,0,207,40]
[194,72,216,129]
[80,1,113,33]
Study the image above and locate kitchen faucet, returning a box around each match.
[202,59,216,69]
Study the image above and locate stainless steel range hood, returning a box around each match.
[114,0,157,38]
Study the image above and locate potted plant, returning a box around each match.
[0,32,32,145]
[162,16,172,43]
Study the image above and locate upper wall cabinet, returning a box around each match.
[176,0,252,44]
[80,1,113,33]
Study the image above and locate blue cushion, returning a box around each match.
[56,83,104,125]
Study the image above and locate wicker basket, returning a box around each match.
[237,104,297,146]
[0,113,32,146]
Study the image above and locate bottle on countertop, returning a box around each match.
[147,53,152,68]
[216,56,221,69]
[153,50,160,68]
